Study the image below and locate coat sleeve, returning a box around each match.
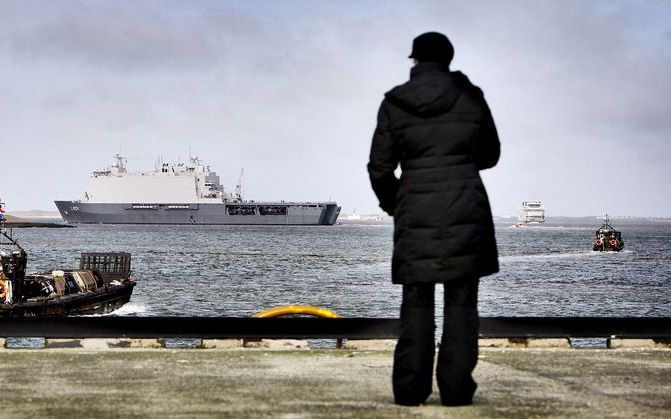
[367,100,400,216]
[473,94,501,171]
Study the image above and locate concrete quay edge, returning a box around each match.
[3,337,670,350]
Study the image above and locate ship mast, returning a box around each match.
[235,168,244,202]
[0,198,25,252]
[602,214,613,230]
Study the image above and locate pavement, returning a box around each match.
[0,346,669,418]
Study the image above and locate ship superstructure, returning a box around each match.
[55,154,340,225]
[518,200,546,224]
[86,155,232,204]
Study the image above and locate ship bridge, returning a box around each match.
[86,155,232,204]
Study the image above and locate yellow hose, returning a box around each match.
[254,305,342,319]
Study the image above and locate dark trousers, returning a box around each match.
[392,278,479,406]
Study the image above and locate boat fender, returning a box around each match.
[4,281,11,304]
[254,305,342,319]
[0,279,6,301]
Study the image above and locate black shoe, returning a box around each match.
[440,382,476,406]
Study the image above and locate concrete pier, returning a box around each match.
[0,347,668,418]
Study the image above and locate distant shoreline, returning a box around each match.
[2,213,71,228]
[6,210,671,224]
[7,210,62,219]
[493,216,671,223]
[3,221,73,228]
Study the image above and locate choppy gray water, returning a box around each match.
[12,219,671,319]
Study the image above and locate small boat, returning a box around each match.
[592,215,624,252]
[1,198,135,317]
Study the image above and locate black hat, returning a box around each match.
[408,32,454,65]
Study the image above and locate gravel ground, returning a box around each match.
[0,347,669,418]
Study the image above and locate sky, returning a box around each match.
[1,0,670,217]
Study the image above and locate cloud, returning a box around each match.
[415,1,671,216]
[4,4,248,73]
[0,1,669,216]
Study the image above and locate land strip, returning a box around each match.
[0,347,668,418]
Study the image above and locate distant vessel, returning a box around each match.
[518,201,546,224]
[55,154,340,225]
[339,210,364,221]
[593,215,624,252]
[338,210,387,222]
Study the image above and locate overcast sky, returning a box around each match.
[1,0,670,217]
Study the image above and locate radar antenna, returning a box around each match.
[110,154,127,174]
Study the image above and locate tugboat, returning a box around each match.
[0,198,135,316]
[592,215,624,252]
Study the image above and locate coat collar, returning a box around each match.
[410,62,450,79]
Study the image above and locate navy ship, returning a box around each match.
[55,154,340,225]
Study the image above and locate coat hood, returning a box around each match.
[385,63,470,117]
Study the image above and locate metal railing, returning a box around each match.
[0,317,669,339]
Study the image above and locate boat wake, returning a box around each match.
[505,224,592,231]
[101,302,148,316]
[500,251,600,262]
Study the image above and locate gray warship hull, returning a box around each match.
[54,201,341,225]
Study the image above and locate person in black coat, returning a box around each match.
[368,32,500,406]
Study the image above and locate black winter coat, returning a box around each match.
[368,62,500,284]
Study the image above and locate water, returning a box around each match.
[486,220,671,317]
[9,219,671,320]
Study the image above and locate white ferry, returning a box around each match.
[518,201,546,224]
